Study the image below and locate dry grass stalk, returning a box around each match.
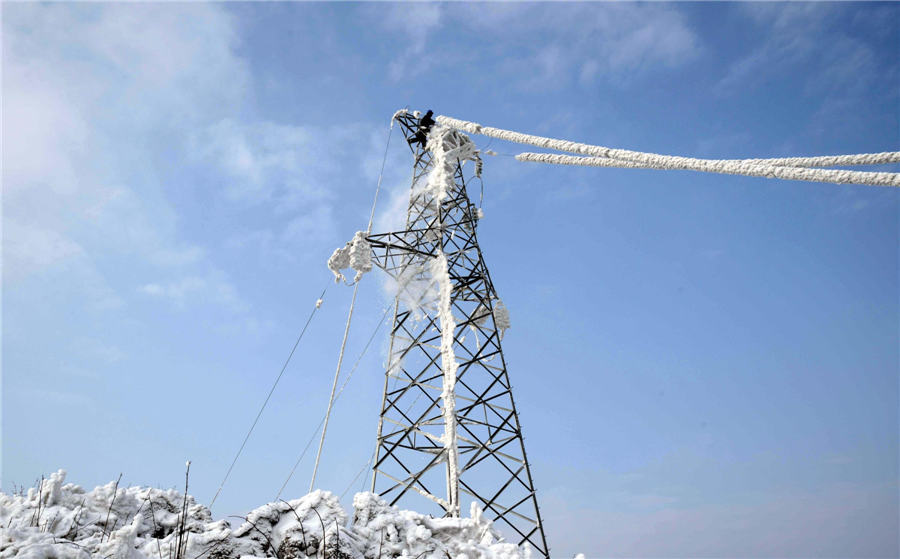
[100,473,123,543]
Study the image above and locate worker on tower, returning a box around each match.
[408,110,435,147]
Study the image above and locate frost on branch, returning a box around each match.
[0,471,536,559]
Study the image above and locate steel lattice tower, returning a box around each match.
[365,111,549,556]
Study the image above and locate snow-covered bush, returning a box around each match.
[1,470,531,559]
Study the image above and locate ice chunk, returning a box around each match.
[430,252,460,516]
[494,299,510,338]
[327,231,372,284]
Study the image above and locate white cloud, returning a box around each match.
[361,4,699,89]
[396,3,442,52]
[192,119,332,208]
[709,4,898,159]
[2,4,247,313]
[371,127,428,238]
[3,221,86,283]
[601,6,700,72]
[456,4,701,88]
[3,220,123,311]
[713,4,881,99]
[532,45,566,85]
[3,4,404,350]
[281,205,338,246]
[373,179,414,239]
[193,117,389,264]
[379,3,443,81]
[138,272,247,312]
[199,120,388,196]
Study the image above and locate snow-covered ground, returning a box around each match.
[1,470,533,559]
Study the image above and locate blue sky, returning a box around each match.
[3,2,898,557]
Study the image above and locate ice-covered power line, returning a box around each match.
[722,152,900,168]
[515,152,900,187]
[437,115,900,188]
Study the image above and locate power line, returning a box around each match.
[275,304,391,500]
[514,152,900,187]
[209,288,327,510]
[309,281,360,492]
[437,115,900,188]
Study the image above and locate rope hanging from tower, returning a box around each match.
[309,117,395,491]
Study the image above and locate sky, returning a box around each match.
[2,2,898,557]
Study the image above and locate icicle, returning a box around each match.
[430,252,460,517]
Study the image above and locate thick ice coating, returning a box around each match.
[327,231,372,284]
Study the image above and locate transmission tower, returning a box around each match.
[365,110,550,556]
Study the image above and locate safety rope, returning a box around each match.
[275,304,391,500]
[367,119,395,234]
[309,281,359,492]
[340,450,376,500]
[437,115,900,188]
[309,117,395,492]
[209,288,327,509]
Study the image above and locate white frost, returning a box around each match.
[0,471,534,559]
[424,124,478,208]
[327,231,372,284]
[493,299,510,337]
[437,114,900,188]
[327,245,351,282]
[430,252,460,517]
[391,108,409,122]
[348,231,372,281]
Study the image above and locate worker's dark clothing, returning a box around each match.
[409,110,436,147]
